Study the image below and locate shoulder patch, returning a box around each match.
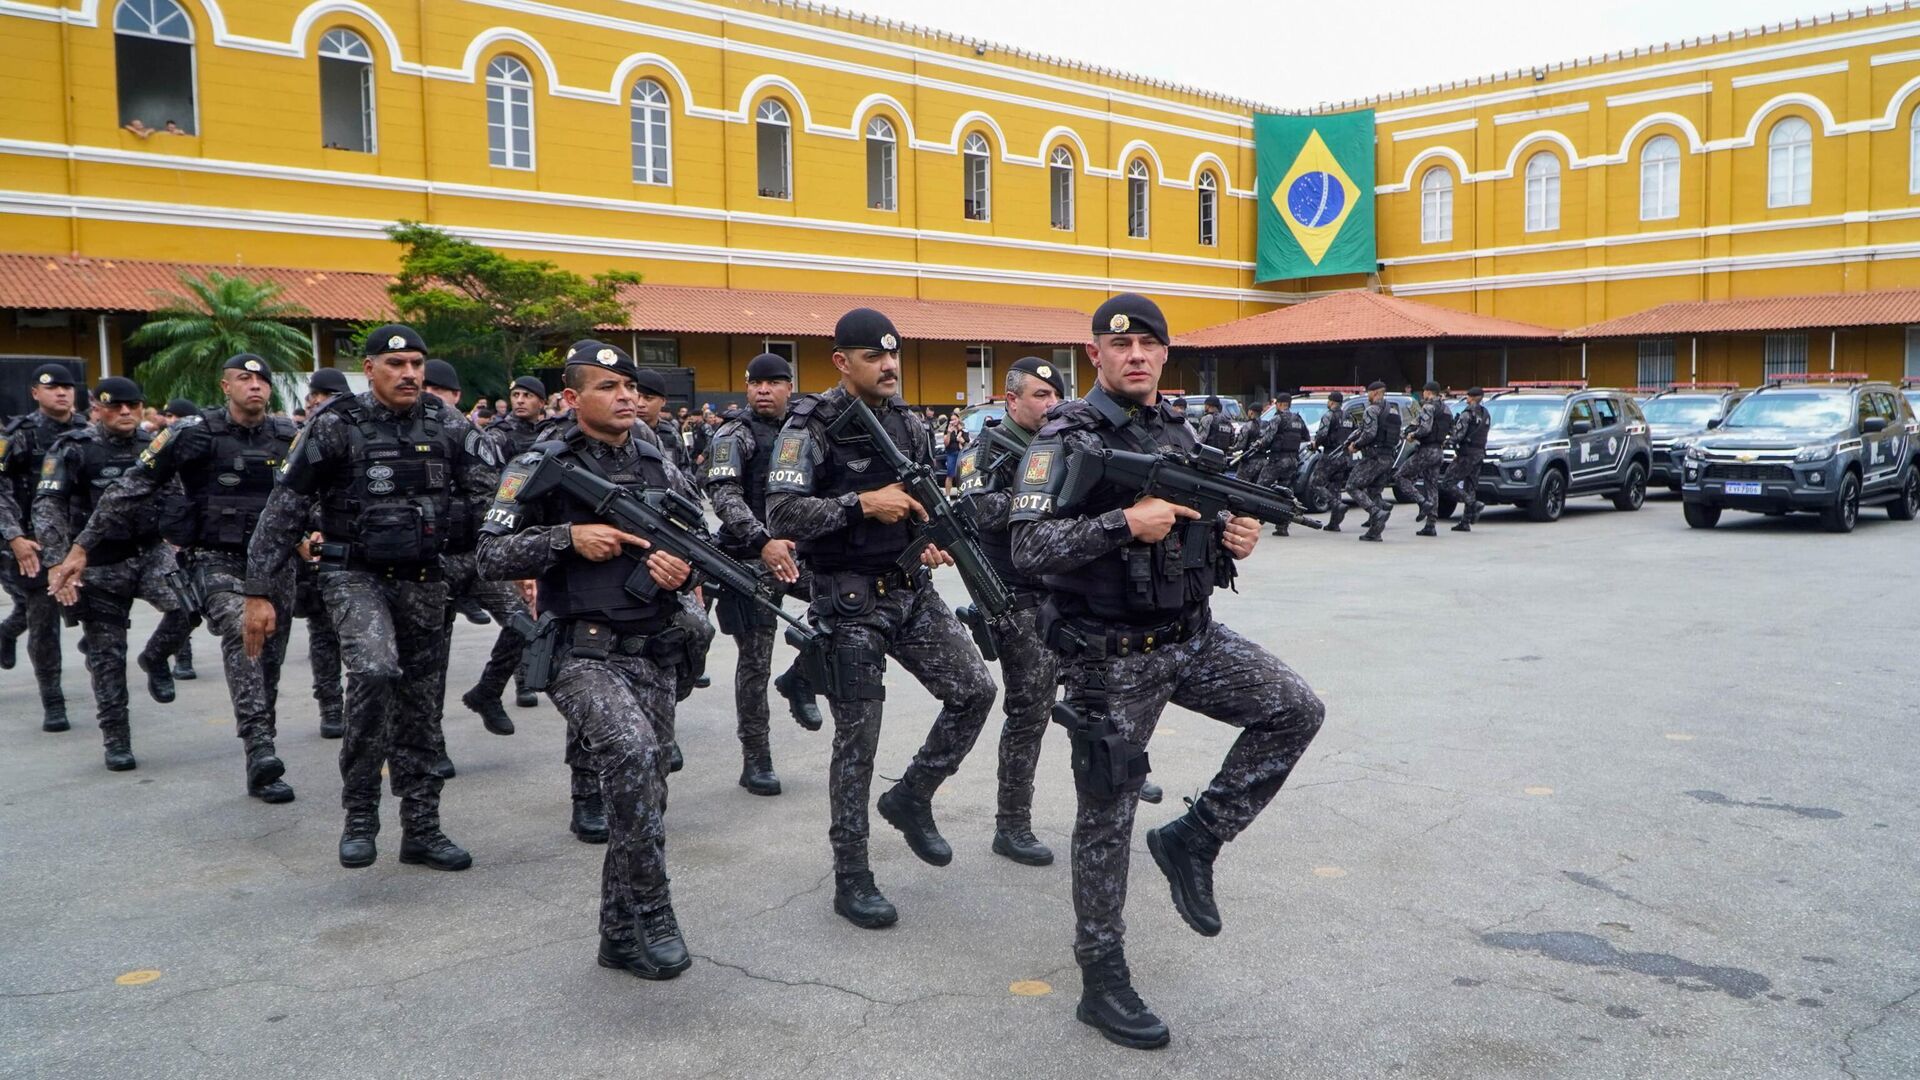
[776,435,802,465]
[1023,450,1054,485]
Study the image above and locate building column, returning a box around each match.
[96,313,110,380]
[1424,342,1435,384]
[309,322,321,370]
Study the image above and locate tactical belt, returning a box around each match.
[320,557,444,582]
[1008,588,1047,612]
[1043,604,1210,660]
[828,564,926,598]
[563,617,678,659]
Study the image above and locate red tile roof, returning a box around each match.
[609,282,1090,344]
[1574,289,1920,338]
[1176,290,1561,349]
[0,254,395,320]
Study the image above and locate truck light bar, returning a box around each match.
[1508,379,1588,388]
[1299,385,1365,393]
[1667,381,1740,389]
[1769,372,1869,384]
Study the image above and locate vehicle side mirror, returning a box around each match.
[1705,418,1722,429]
[1569,420,1593,436]
[1862,416,1888,434]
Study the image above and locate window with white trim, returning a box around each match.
[1419,166,1452,243]
[115,0,197,134]
[1049,146,1074,231]
[1126,159,1150,239]
[756,99,791,200]
[1908,111,1920,195]
[485,56,533,169]
[1640,135,1679,221]
[1197,172,1218,247]
[1523,152,1560,232]
[629,79,670,185]
[1767,117,1812,208]
[865,116,897,211]
[318,28,374,153]
[962,132,990,221]
[1764,333,1808,379]
[1636,340,1676,387]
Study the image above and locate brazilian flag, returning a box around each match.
[1255,110,1376,282]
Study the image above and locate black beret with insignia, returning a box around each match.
[1467,386,1484,398]
[424,359,461,392]
[834,308,901,353]
[93,376,144,406]
[1008,355,1067,397]
[163,397,199,417]
[223,353,270,374]
[1366,380,1387,391]
[634,368,669,397]
[745,352,794,382]
[363,324,427,357]
[308,368,350,395]
[1091,293,1168,345]
[511,375,548,398]
[31,363,76,388]
[564,339,640,382]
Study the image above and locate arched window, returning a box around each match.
[1638,135,1680,221]
[485,56,534,169]
[318,28,374,153]
[865,116,897,211]
[1420,166,1453,243]
[756,98,791,200]
[1049,146,1075,231]
[115,0,196,134]
[1126,158,1151,239]
[1197,171,1218,246]
[1523,152,1560,232]
[962,132,990,221]
[1767,117,1812,208]
[630,79,670,185]
[1910,109,1920,195]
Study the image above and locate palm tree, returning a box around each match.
[127,272,314,409]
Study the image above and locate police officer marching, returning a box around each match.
[0,363,86,731]
[1193,395,1234,455]
[765,308,997,931]
[485,374,551,462]
[1395,380,1451,538]
[1008,294,1325,1050]
[1307,390,1354,533]
[1257,393,1310,536]
[632,369,690,472]
[35,377,195,771]
[50,356,298,800]
[295,367,352,739]
[475,339,698,981]
[242,325,500,872]
[1445,387,1491,532]
[157,397,202,683]
[703,352,824,797]
[1345,380,1400,542]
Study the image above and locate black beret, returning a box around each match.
[308,368,350,395]
[1205,394,1222,408]
[510,375,547,398]
[634,368,669,397]
[424,359,461,392]
[834,308,901,352]
[93,376,144,406]
[364,324,427,356]
[1423,379,1443,393]
[1091,293,1169,345]
[1172,396,1186,408]
[1366,380,1387,391]
[1323,391,1341,404]
[30,363,76,388]
[223,353,270,375]
[163,398,199,417]
[1008,355,1067,397]
[745,352,794,382]
[1275,392,1294,404]
[564,339,639,383]
[1467,386,1484,398]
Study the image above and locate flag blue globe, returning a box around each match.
[1286,171,1346,228]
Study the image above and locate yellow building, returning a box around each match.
[5,0,1920,399]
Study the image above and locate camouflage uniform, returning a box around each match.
[765,385,996,879]
[429,411,530,740]
[1444,400,1491,526]
[1008,385,1325,969]
[1308,406,1356,531]
[1393,398,1450,522]
[295,562,343,730]
[0,410,86,723]
[1346,399,1400,537]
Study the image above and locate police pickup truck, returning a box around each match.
[1639,383,1752,492]
[1476,382,1654,522]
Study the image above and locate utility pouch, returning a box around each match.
[509,611,561,692]
[824,573,879,619]
[1051,700,1149,800]
[566,620,614,662]
[354,504,431,565]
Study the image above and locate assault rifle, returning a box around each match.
[1056,444,1324,531]
[824,398,1013,661]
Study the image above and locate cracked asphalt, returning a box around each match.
[3,493,1917,1079]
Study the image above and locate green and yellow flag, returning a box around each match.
[1255,110,1376,282]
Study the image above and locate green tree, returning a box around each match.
[384,222,638,402]
[126,272,313,409]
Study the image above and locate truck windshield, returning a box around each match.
[1640,397,1719,426]
[1721,393,1849,432]
[1485,397,1565,436]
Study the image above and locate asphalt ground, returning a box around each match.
[2,491,1917,1079]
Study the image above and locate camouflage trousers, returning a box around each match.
[428,550,530,751]
[1310,453,1353,529]
[192,551,291,755]
[73,544,191,737]
[1346,454,1397,521]
[2,556,65,709]
[563,594,706,801]
[1394,445,1447,518]
[816,575,996,875]
[295,563,342,723]
[1061,618,1324,966]
[1444,447,1486,520]
[994,602,1057,833]
[318,570,449,834]
[547,648,677,940]
[717,563,812,753]
[1258,453,1302,492]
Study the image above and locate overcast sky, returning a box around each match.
[837,0,1848,108]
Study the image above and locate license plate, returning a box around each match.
[1725,481,1763,496]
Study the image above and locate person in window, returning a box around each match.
[942,412,965,492]
[124,119,153,139]
[163,120,184,135]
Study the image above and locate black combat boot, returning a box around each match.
[1139,781,1164,805]
[738,744,781,796]
[339,809,379,868]
[1325,500,1347,533]
[514,679,539,709]
[1145,802,1224,937]
[598,907,692,981]
[775,668,823,731]
[399,829,473,871]
[454,596,491,624]
[462,685,515,736]
[102,727,136,772]
[991,824,1053,866]
[877,781,952,866]
[833,871,898,929]
[570,794,609,843]
[667,742,684,773]
[1077,951,1170,1050]
[1417,521,1438,537]
[41,689,69,733]
[246,746,293,803]
[172,640,195,680]
[692,673,711,689]
[0,625,16,669]
[1360,510,1387,542]
[429,751,456,780]
[319,705,344,740]
[137,650,175,704]
[1451,519,1471,533]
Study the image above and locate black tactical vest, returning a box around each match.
[1424,403,1454,445]
[732,409,783,525]
[170,410,296,552]
[70,429,157,565]
[1273,413,1307,454]
[1323,409,1355,448]
[490,415,542,459]
[791,392,923,574]
[317,397,456,566]
[1369,403,1402,456]
[1460,406,1490,449]
[965,419,1036,589]
[4,412,84,510]
[534,433,678,631]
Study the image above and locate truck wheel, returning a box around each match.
[1820,473,1860,533]
[1526,469,1565,522]
[1610,463,1647,511]
[1683,502,1720,529]
[1889,468,1919,521]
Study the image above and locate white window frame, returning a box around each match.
[755,98,792,201]
[966,345,994,405]
[1767,117,1813,208]
[1636,339,1676,387]
[1523,152,1560,233]
[1419,166,1453,243]
[1197,171,1218,247]
[114,0,199,135]
[1126,158,1150,239]
[485,55,534,170]
[318,28,375,153]
[1640,135,1680,222]
[629,78,671,186]
[1764,333,1809,379]
[962,132,991,222]
[1049,146,1074,231]
[1908,111,1920,195]
[865,116,897,212]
